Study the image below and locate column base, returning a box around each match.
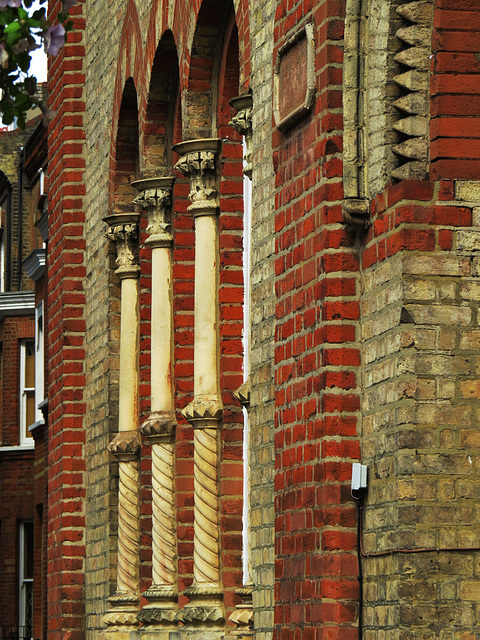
[104,592,140,627]
[176,584,225,625]
[137,585,178,625]
[228,584,253,628]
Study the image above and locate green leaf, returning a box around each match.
[32,9,46,22]
[4,21,21,33]
[0,11,14,26]
[16,113,26,130]
[15,92,28,106]
[16,53,31,73]
[2,103,14,126]
[6,31,22,46]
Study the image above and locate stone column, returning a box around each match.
[229,94,254,636]
[103,212,141,628]
[132,178,178,626]
[172,138,225,624]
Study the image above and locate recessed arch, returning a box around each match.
[113,78,140,213]
[142,30,181,177]
[184,0,235,139]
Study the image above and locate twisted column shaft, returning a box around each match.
[117,458,140,593]
[151,440,176,585]
[194,426,220,585]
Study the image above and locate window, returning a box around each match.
[20,339,35,444]
[19,520,34,638]
[35,302,44,422]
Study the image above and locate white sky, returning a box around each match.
[29,0,48,83]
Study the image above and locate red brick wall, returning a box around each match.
[431,0,480,180]
[0,452,35,628]
[0,318,35,632]
[1,316,35,446]
[273,1,361,639]
[46,0,86,637]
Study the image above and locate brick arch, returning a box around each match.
[109,0,144,210]
[183,0,240,139]
[112,78,140,213]
[217,11,240,132]
[141,30,182,177]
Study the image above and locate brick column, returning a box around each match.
[173,138,225,624]
[103,212,141,628]
[133,178,178,626]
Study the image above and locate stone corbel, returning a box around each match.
[229,92,253,179]
[234,379,251,410]
[343,198,371,230]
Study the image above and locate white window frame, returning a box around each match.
[19,338,35,444]
[35,302,44,423]
[19,520,34,638]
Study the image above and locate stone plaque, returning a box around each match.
[274,22,315,132]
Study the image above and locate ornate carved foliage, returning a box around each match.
[175,151,218,211]
[105,221,140,276]
[230,92,253,179]
[132,177,175,246]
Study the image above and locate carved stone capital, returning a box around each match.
[230,92,253,179]
[104,213,140,277]
[173,138,221,217]
[181,396,223,426]
[140,411,176,441]
[108,430,141,460]
[132,177,175,247]
[234,379,251,409]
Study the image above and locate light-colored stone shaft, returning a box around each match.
[194,214,219,398]
[119,276,139,432]
[193,426,220,585]
[117,458,140,593]
[150,239,177,588]
[151,247,173,412]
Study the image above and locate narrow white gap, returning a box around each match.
[242,139,252,584]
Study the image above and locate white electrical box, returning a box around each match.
[351,463,368,492]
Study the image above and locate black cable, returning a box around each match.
[356,496,363,640]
